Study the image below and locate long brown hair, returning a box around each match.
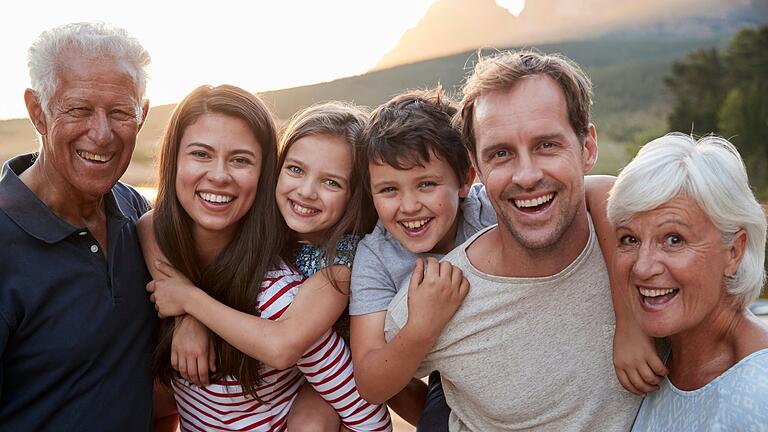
[152,84,286,397]
[277,102,377,292]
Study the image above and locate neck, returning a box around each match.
[19,157,105,227]
[194,225,236,266]
[667,304,752,390]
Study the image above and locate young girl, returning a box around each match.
[140,87,390,431]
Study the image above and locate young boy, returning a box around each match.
[349,88,495,429]
[349,88,663,430]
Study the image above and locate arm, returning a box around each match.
[147,259,349,370]
[350,258,468,404]
[585,175,667,395]
[138,212,215,386]
[296,329,392,431]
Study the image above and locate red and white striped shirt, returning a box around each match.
[174,259,391,432]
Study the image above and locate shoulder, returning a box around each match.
[113,182,152,218]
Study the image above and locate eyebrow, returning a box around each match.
[186,143,258,158]
[657,218,692,229]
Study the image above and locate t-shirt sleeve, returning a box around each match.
[349,240,398,316]
[331,235,360,269]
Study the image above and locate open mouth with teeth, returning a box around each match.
[513,193,555,213]
[639,287,679,307]
[198,192,234,205]
[399,217,432,234]
[290,199,320,216]
[76,150,113,163]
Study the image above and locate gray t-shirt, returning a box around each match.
[385,221,641,431]
[632,348,768,432]
[349,183,495,316]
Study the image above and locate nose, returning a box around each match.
[512,153,543,190]
[296,179,317,200]
[400,190,422,214]
[632,243,665,281]
[86,110,114,146]
[206,159,232,185]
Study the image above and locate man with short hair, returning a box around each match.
[0,22,157,430]
[384,51,642,430]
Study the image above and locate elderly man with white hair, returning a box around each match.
[607,133,768,431]
[0,22,157,430]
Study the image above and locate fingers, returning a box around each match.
[458,277,470,300]
[208,339,217,373]
[636,363,663,388]
[616,369,642,396]
[408,258,425,291]
[146,280,155,293]
[423,257,440,280]
[626,368,657,395]
[154,259,174,278]
[648,355,669,377]
[196,354,210,386]
[171,348,179,375]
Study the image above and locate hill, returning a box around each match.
[373,0,759,70]
[0,34,731,186]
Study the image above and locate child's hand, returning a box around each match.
[613,322,668,396]
[147,260,198,318]
[171,315,217,386]
[405,257,469,341]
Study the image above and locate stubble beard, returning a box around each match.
[498,193,581,254]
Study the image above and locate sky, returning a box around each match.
[0,0,525,120]
[0,0,430,119]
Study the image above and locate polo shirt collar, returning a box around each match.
[0,153,125,244]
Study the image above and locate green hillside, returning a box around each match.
[0,35,727,186]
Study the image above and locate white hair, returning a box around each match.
[607,133,767,309]
[27,21,151,120]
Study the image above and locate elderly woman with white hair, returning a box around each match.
[607,133,768,431]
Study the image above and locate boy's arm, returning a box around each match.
[350,258,468,404]
[585,175,667,395]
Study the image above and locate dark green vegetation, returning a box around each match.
[664,26,767,200]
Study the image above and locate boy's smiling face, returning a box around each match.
[369,151,473,254]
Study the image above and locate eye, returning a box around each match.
[540,141,557,150]
[323,179,342,188]
[67,107,92,116]
[232,157,253,166]
[619,235,638,246]
[190,150,210,159]
[111,109,134,121]
[418,181,436,189]
[286,165,303,175]
[493,150,509,159]
[378,186,396,194]
[664,234,683,247]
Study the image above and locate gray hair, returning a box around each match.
[607,133,767,309]
[27,22,151,120]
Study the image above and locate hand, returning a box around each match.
[146,260,198,318]
[613,322,668,396]
[171,315,217,386]
[405,257,469,341]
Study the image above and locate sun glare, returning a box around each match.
[496,0,525,16]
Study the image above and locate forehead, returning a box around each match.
[181,113,261,154]
[369,153,457,184]
[627,196,715,230]
[473,75,573,149]
[287,134,352,173]
[53,52,140,106]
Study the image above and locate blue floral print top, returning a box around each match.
[291,234,359,278]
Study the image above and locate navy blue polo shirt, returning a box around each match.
[0,154,157,431]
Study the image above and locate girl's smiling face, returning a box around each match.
[275,134,353,245]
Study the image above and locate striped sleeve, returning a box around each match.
[297,329,392,431]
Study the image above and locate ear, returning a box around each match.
[459,166,476,198]
[582,123,598,173]
[138,99,150,131]
[724,229,747,278]
[24,89,48,135]
[468,148,484,184]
